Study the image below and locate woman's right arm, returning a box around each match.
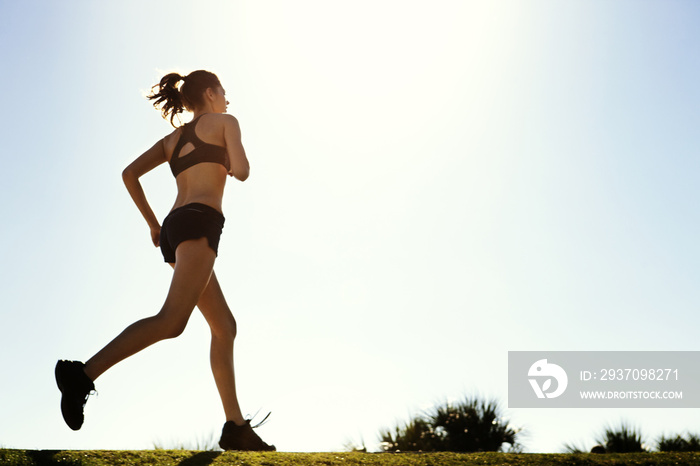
[222,115,250,181]
[122,139,167,247]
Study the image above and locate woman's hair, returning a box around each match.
[147,70,222,127]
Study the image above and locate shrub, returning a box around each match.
[595,421,647,453]
[658,433,700,452]
[380,417,441,452]
[380,396,521,452]
[562,421,647,453]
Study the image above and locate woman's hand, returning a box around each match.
[150,224,161,247]
[123,139,168,246]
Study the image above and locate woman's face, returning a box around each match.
[212,86,229,113]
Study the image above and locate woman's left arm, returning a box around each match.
[122,139,168,247]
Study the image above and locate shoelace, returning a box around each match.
[248,410,272,429]
[83,389,98,407]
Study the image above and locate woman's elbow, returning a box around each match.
[122,167,132,181]
[122,167,139,187]
[233,167,249,182]
[231,161,249,181]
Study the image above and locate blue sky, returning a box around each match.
[1,0,699,453]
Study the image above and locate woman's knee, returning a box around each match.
[212,313,237,341]
[163,321,188,339]
[151,311,190,340]
[224,314,238,340]
[228,315,237,340]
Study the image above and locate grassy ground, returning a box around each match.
[2,450,700,466]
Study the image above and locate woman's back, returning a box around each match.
[163,113,247,213]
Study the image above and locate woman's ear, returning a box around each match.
[204,87,216,102]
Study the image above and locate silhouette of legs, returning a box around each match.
[83,236,247,427]
[84,238,216,381]
[195,270,246,425]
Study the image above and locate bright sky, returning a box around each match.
[1,0,699,453]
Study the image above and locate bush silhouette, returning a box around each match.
[564,421,647,453]
[380,417,441,452]
[380,396,520,452]
[596,422,647,453]
[657,433,700,452]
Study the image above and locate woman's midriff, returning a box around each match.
[171,164,227,214]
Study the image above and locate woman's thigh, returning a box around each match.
[160,237,217,323]
[197,271,237,338]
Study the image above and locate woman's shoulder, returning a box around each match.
[161,127,183,156]
[162,127,182,142]
[197,114,241,139]
[166,124,183,134]
[200,113,239,126]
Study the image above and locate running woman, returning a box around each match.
[55,70,275,451]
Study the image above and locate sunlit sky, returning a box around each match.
[1,0,700,453]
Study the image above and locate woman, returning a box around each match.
[55,70,275,452]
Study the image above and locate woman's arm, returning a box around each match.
[122,139,168,246]
[222,115,250,181]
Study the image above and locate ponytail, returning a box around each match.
[147,70,222,127]
[147,73,186,127]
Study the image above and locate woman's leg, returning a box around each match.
[84,238,216,381]
[195,271,246,425]
[199,273,276,451]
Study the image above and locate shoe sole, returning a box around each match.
[55,361,85,431]
[55,361,66,392]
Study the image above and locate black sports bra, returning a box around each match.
[169,114,230,177]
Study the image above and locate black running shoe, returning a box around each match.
[218,420,276,451]
[55,360,95,431]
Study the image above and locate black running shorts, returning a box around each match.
[160,203,225,263]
